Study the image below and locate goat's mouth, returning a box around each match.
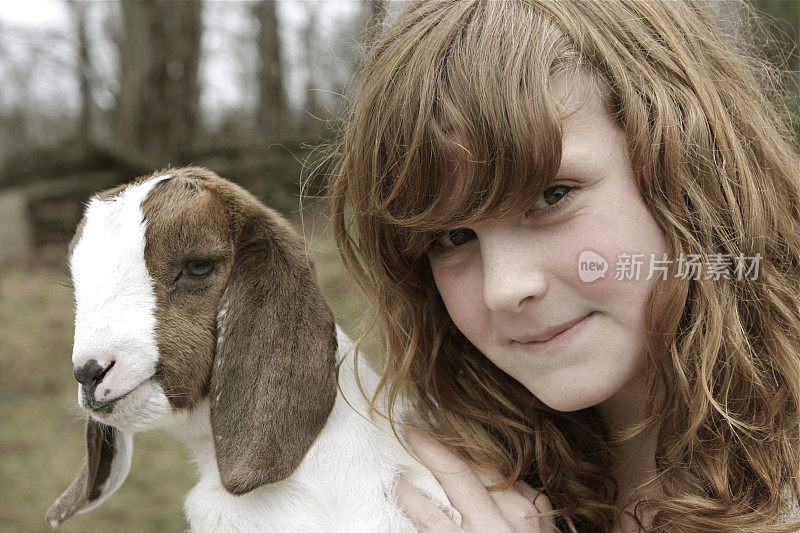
[82,388,130,414]
[80,376,153,415]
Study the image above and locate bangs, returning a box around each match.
[352,1,579,258]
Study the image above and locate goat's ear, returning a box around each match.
[210,216,338,495]
[46,418,133,527]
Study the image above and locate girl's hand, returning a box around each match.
[398,428,557,532]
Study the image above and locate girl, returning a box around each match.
[329,1,800,531]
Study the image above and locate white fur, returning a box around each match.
[166,328,459,532]
[71,174,172,413]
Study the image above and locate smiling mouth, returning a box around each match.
[514,312,595,347]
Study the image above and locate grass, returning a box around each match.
[0,214,375,532]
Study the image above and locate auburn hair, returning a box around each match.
[328,1,800,530]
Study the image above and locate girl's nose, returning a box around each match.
[481,229,547,313]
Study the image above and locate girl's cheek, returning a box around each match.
[431,258,484,318]
[569,212,668,327]
[554,215,619,283]
[561,215,644,289]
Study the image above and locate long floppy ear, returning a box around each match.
[210,214,338,495]
[46,418,133,527]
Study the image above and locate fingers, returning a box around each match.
[405,428,511,531]
[515,480,557,531]
[397,475,463,532]
[514,481,553,513]
[405,428,559,532]
[469,465,556,532]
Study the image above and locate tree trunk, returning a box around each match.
[302,2,322,130]
[68,0,92,145]
[114,1,202,161]
[257,0,286,141]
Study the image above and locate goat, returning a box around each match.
[46,167,459,532]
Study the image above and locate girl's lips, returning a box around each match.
[514,312,594,348]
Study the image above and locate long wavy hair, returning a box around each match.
[328,1,800,530]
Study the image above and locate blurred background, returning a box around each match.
[0,1,797,531]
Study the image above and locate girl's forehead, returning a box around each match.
[417,76,609,223]
[555,79,624,169]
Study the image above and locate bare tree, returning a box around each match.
[114,1,202,161]
[67,0,93,145]
[256,0,286,141]
[302,2,323,129]
[0,22,77,172]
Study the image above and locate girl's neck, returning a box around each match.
[595,374,662,531]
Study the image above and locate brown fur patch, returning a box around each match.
[139,167,339,492]
[142,171,236,409]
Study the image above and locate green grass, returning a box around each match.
[0,215,374,532]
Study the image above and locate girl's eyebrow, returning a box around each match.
[555,155,595,179]
[557,145,616,177]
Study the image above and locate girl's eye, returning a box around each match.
[427,184,576,256]
[528,184,576,215]
[428,228,477,254]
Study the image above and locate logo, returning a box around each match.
[577,250,762,282]
[578,250,608,282]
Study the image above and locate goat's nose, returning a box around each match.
[73,359,114,388]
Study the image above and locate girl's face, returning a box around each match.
[427,84,668,414]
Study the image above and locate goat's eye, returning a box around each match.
[182,260,214,278]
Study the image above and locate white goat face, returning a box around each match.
[67,168,338,451]
[69,170,242,433]
[70,174,174,432]
[69,169,259,435]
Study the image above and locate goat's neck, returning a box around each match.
[163,400,219,480]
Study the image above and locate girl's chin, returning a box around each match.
[527,377,627,414]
